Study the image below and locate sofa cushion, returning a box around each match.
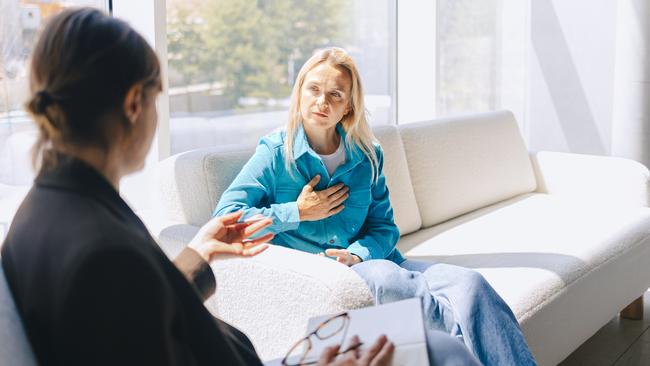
[372,125,422,235]
[0,263,38,366]
[397,193,650,365]
[399,110,537,227]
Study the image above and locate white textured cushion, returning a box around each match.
[205,245,373,361]
[399,110,537,227]
[148,224,373,362]
[372,125,422,235]
[398,193,650,365]
[0,263,38,366]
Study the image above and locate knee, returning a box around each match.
[439,265,492,296]
[462,269,489,290]
[352,259,402,284]
[352,260,416,302]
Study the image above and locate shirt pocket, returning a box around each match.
[339,188,372,234]
[345,188,372,208]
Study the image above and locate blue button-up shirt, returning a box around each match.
[214,123,404,263]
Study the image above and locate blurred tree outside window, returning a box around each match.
[435,0,526,122]
[166,0,395,154]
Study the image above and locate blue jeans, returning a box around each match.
[352,259,537,366]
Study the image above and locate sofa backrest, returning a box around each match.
[0,262,38,365]
[371,125,422,236]
[399,110,537,228]
[159,146,255,226]
[159,126,422,235]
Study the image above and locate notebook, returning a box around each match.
[265,298,429,366]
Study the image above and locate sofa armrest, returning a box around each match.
[531,151,650,207]
[205,245,374,362]
[136,210,200,258]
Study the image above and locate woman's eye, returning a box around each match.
[331,92,341,98]
[310,85,319,92]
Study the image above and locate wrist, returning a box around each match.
[186,244,211,262]
[297,202,312,222]
[297,201,305,221]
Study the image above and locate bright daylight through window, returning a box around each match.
[166,0,395,155]
[0,0,106,241]
[1,0,522,242]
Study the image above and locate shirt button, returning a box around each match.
[329,239,335,244]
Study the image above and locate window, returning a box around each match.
[435,0,526,123]
[166,0,396,155]
[437,0,499,114]
[396,1,526,125]
[0,0,107,241]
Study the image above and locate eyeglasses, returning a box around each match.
[281,312,363,366]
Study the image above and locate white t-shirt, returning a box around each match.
[318,138,346,176]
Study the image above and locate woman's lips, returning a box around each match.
[313,112,328,118]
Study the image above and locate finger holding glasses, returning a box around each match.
[315,335,393,366]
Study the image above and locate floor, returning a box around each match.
[559,291,650,366]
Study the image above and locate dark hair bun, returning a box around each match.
[27,8,161,169]
[32,91,53,114]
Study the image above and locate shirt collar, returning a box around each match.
[293,122,364,166]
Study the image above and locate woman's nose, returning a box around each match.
[316,95,328,109]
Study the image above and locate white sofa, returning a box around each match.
[3,110,647,365]
[146,110,650,365]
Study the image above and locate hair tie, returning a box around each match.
[35,90,53,113]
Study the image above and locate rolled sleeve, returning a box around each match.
[271,201,301,231]
[346,243,371,262]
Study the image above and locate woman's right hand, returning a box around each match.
[318,335,394,366]
[297,175,349,221]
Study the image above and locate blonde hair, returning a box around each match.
[284,47,380,182]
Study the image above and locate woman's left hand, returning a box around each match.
[324,249,362,266]
[188,211,274,262]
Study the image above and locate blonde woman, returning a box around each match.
[215,47,535,366]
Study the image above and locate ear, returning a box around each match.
[123,83,144,125]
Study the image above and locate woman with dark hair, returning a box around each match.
[0,8,397,366]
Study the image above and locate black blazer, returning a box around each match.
[1,156,262,365]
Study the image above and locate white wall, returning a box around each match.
[611,0,650,167]
[397,0,436,124]
[528,0,617,155]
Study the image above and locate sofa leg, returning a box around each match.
[620,296,644,320]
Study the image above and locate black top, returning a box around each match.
[1,155,262,365]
